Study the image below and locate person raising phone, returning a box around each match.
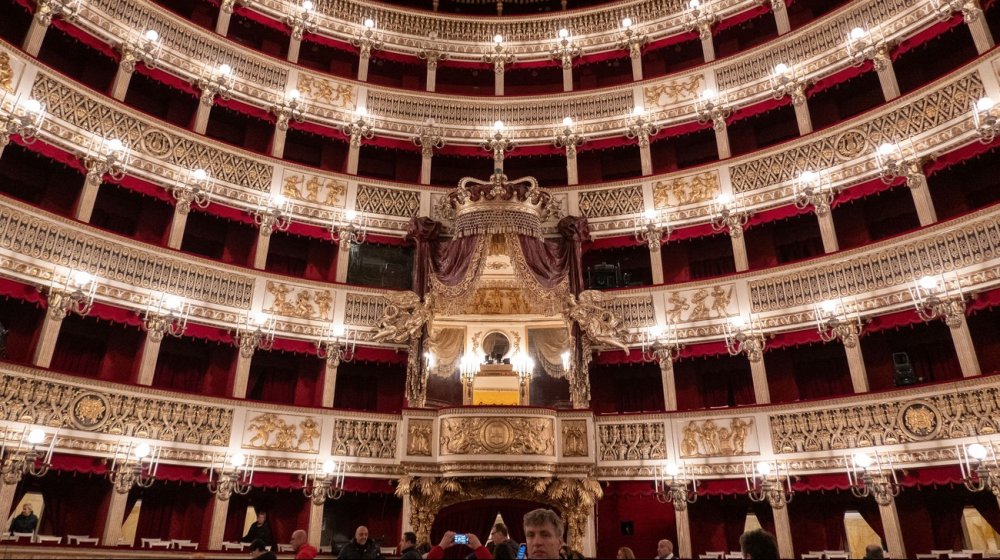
[426,531,492,560]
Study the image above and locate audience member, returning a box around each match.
[616,546,635,559]
[488,523,518,558]
[291,530,318,560]
[242,511,275,549]
[656,539,674,559]
[739,529,779,559]
[524,509,564,560]
[249,538,277,560]
[400,531,421,559]
[426,530,491,559]
[338,526,382,559]
[8,504,37,534]
[863,544,885,559]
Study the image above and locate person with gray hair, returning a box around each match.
[656,539,675,559]
[523,509,564,559]
[290,529,317,559]
[863,544,885,559]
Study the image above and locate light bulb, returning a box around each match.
[562,116,574,127]
[302,0,314,11]
[363,18,375,29]
[493,34,504,44]
[288,89,301,101]
[715,193,734,205]
[648,325,664,339]
[231,453,246,467]
[217,63,232,76]
[852,452,873,469]
[26,429,45,445]
[493,119,504,131]
[877,142,896,156]
[322,459,336,475]
[345,209,357,221]
[107,138,124,153]
[665,462,680,477]
[800,170,818,183]
[22,99,42,114]
[644,209,656,222]
[252,312,269,326]
[621,17,633,29]
[977,97,995,112]
[72,270,93,287]
[701,88,717,101]
[192,168,208,181]
[819,299,838,314]
[332,324,346,338]
[143,29,159,42]
[773,63,789,75]
[632,106,645,116]
[756,461,772,476]
[918,275,939,291]
[730,315,748,329]
[356,106,368,117]
[688,0,700,8]
[163,294,183,311]
[968,443,989,461]
[849,27,866,41]
[558,28,569,38]
[134,442,151,459]
[272,194,287,208]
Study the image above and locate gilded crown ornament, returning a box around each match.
[448,169,553,239]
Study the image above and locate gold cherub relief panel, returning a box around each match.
[439,417,555,456]
[281,170,347,207]
[664,284,736,323]
[242,412,321,453]
[678,418,757,458]
[653,172,720,208]
[264,281,333,321]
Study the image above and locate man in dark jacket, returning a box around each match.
[338,526,383,559]
[487,523,518,559]
[399,531,421,559]
[242,511,275,550]
[8,504,37,534]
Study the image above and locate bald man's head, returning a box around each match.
[290,530,308,550]
[355,525,369,545]
[657,539,673,557]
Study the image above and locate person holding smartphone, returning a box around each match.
[425,530,492,560]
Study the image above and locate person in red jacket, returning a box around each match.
[291,529,318,560]
[426,531,492,560]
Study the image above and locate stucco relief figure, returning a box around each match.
[372,291,434,344]
[247,413,278,448]
[563,291,628,353]
[681,422,700,457]
[297,418,321,451]
[699,420,721,455]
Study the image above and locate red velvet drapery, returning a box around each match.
[597,482,677,558]
[129,480,212,547]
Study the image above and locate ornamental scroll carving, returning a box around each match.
[281,172,346,206]
[598,422,667,461]
[749,212,1000,312]
[729,73,983,192]
[0,374,232,445]
[0,52,12,92]
[679,418,755,458]
[665,285,735,323]
[439,417,555,456]
[468,285,533,315]
[769,387,1000,453]
[0,202,254,307]
[578,185,643,218]
[604,295,655,330]
[296,74,355,109]
[264,281,333,321]
[30,74,273,191]
[562,420,589,457]
[653,172,720,208]
[644,75,704,109]
[407,419,433,457]
[331,418,398,459]
[242,412,320,453]
[344,293,387,328]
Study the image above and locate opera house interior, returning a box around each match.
[2,0,1000,557]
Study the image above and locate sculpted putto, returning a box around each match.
[372,291,435,344]
[563,290,629,353]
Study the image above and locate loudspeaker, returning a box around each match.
[893,352,918,387]
[620,521,633,536]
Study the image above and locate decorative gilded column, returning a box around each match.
[875,143,937,226]
[675,507,692,559]
[100,489,130,546]
[724,317,769,403]
[419,32,448,93]
[617,18,647,81]
[413,119,445,185]
[342,109,375,175]
[194,65,236,135]
[483,35,514,96]
[0,481,18,522]
[321,360,339,408]
[24,0,80,56]
[554,118,585,185]
[270,91,306,159]
[711,195,750,272]
[166,170,213,250]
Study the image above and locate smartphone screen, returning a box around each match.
[517,543,527,559]
[453,534,469,545]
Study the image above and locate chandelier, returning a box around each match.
[170,168,213,214]
[696,88,731,132]
[254,194,291,234]
[793,169,836,215]
[634,209,673,252]
[958,442,1000,496]
[723,315,765,362]
[874,140,924,187]
[0,93,45,149]
[142,293,189,342]
[208,453,255,500]
[272,89,306,131]
[814,298,863,347]
[107,440,160,493]
[302,459,346,505]
[654,461,698,509]
[284,0,317,40]
[84,136,129,182]
[329,209,368,248]
[554,117,586,157]
[47,269,97,319]
[744,460,794,508]
[1,427,55,485]
[316,323,357,367]
[846,451,900,505]
[908,273,966,326]
[710,193,749,237]
[197,63,236,102]
[120,28,163,73]
[234,311,276,358]
[972,96,1000,144]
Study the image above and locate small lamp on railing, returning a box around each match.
[1,426,56,485]
[0,93,45,149]
[142,293,189,342]
[724,314,766,361]
[793,169,835,216]
[959,442,1000,496]
[846,451,899,505]
[972,96,1000,144]
[235,311,276,357]
[272,89,306,131]
[908,273,966,326]
[744,459,793,508]
[302,458,345,505]
[352,18,383,58]
[635,209,673,252]
[316,323,356,367]
[329,209,368,248]
[107,440,160,493]
[815,297,863,347]
[710,193,749,237]
[208,452,255,501]
[654,461,698,509]
[47,269,97,319]
[121,28,163,73]
[254,194,291,234]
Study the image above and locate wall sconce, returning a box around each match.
[685,0,717,41]
[909,273,967,327]
[483,33,514,73]
[84,136,129,182]
[815,297,863,347]
[655,461,698,509]
[34,0,81,26]
[0,93,45,147]
[554,116,586,157]
[170,167,212,214]
[302,458,345,505]
[316,323,356,368]
[142,293,189,342]
[846,451,900,505]
[198,62,236,103]
[550,28,581,69]
[930,0,983,23]
[234,311,276,357]
[641,323,683,362]
[329,209,368,248]
[972,96,1000,144]
[0,426,55,484]
[625,106,659,148]
[47,268,97,319]
[616,17,647,58]
[724,314,765,362]
[413,117,446,157]
[710,193,749,237]
[958,442,1000,495]
[793,169,836,216]
[770,62,807,105]
[874,139,924,188]
[254,194,291,235]
[744,459,793,508]
[284,0,317,40]
[634,209,673,252]
[342,107,375,147]
[352,18,383,58]
[418,31,449,69]
[695,88,731,132]
[120,28,162,73]
[846,25,890,70]
[208,452,255,500]
[483,119,514,169]
[107,440,160,494]
[272,89,306,131]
